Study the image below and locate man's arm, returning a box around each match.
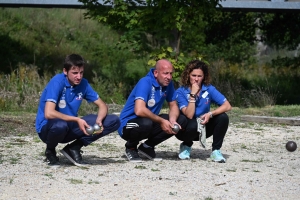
[134,99,174,134]
[168,100,180,125]
[44,101,90,135]
[93,98,108,134]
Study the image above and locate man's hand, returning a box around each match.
[93,119,104,135]
[77,118,90,136]
[160,119,175,134]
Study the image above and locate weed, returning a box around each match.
[44,173,54,179]
[10,157,20,164]
[98,143,119,152]
[88,180,100,184]
[79,166,89,170]
[241,158,263,163]
[134,165,146,169]
[33,136,41,143]
[226,168,237,172]
[67,178,83,184]
[169,192,177,195]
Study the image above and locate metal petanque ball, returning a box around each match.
[93,124,101,132]
[286,141,297,152]
[86,126,95,135]
[172,124,180,133]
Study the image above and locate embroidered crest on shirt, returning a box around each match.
[59,87,67,108]
[148,86,156,107]
[59,100,66,108]
[76,92,83,100]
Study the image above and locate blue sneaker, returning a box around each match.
[178,143,191,160]
[210,150,226,163]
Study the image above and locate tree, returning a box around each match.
[79,0,219,60]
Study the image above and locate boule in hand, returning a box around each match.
[172,124,180,133]
[86,126,95,135]
[93,124,102,132]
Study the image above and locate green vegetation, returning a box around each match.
[0,7,299,112]
[66,178,83,184]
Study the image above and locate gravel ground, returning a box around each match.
[0,122,299,200]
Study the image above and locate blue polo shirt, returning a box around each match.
[35,73,99,133]
[176,84,227,119]
[118,68,176,136]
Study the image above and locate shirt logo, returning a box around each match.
[58,100,66,108]
[205,98,210,104]
[76,92,83,100]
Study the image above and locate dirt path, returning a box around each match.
[0,120,299,199]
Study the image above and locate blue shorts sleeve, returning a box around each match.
[84,82,99,103]
[176,87,188,110]
[44,79,63,104]
[209,86,227,106]
[134,78,152,102]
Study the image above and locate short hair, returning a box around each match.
[180,60,211,87]
[64,54,85,71]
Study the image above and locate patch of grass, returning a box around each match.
[226,168,237,172]
[151,168,160,171]
[134,165,147,169]
[88,180,100,184]
[169,192,177,196]
[98,143,119,152]
[10,157,20,164]
[17,133,28,137]
[67,178,83,184]
[79,166,89,170]
[44,173,54,179]
[33,136,42,143]
[241,158,263,163]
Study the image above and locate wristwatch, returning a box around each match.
[209,111,213,118]
[190,93,196,98]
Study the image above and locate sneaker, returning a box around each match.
[178,143,191,160]
[60,144,88,167]
[210,150,226,163]
[138,143,156,160]
[125,148,143,163]
[45,149,60,166]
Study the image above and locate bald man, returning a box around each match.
[118,59,187,162]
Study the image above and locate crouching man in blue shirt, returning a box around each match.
[118,59,187,162]
[35,54,120,167]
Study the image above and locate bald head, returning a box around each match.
[154,59,174,87]
[155,59,173,71]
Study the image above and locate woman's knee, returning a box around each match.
[215,113,229,125]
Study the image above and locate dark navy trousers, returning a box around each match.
[121,114,188,149]
[39,114,120,149]
[175,113,229,151]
